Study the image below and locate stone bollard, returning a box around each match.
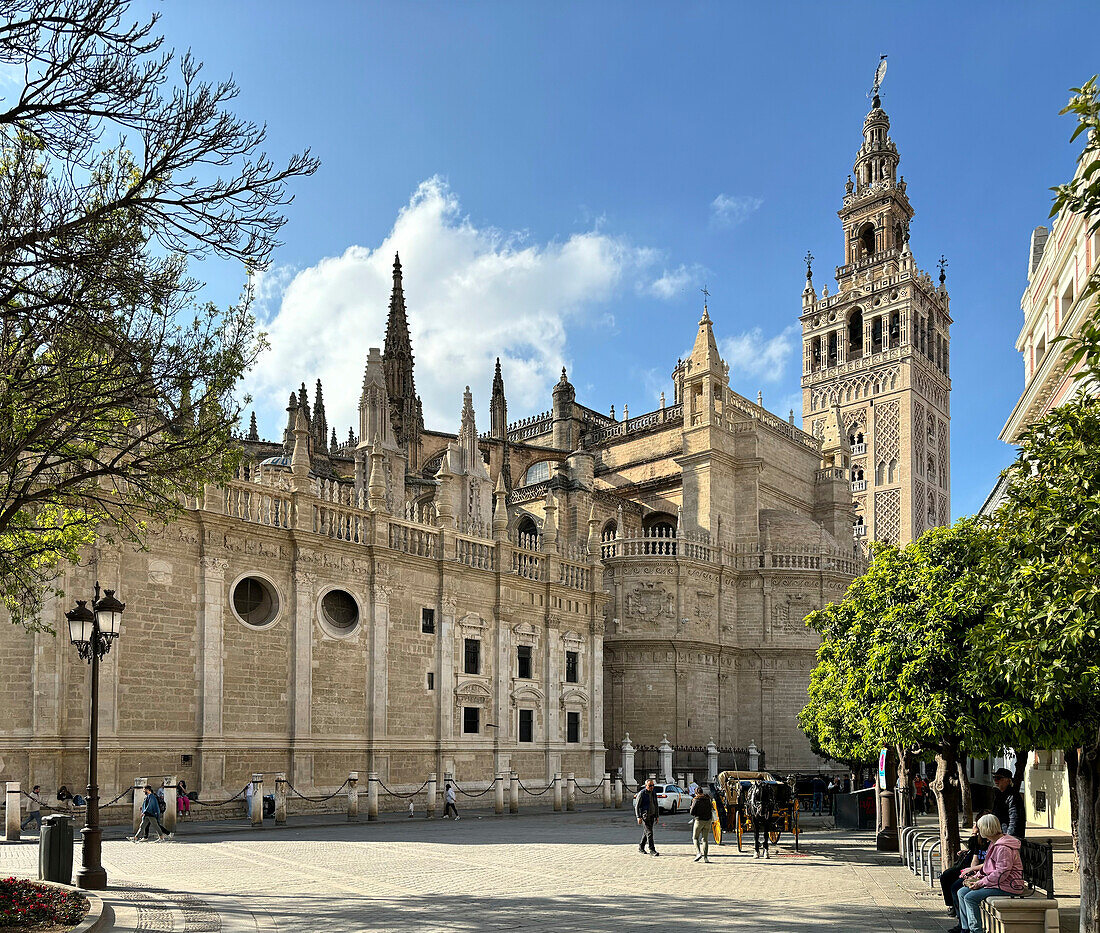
[367,771,378,821]
[427,773,437,819]
[348,772,359,821]
[621,734,636,788]
[509,772,519,814]
[566,772,576,811]
[250,774,264,828]
[274,773,288,824]
[494,773,505,815]
[5,783,19,841]
[553,772,562,812]
[614,776,623,808]
[163,776,178,834]
[706,740,719,782]
[132,777,148,834]
[602,772,612,808]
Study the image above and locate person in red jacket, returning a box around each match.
[949,813,1025,933]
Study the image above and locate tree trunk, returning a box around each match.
[957,759,973,827]
[895,744,914,828]
[1012,747,1028,788]
[931,741,961,874]
[1067,747,1081,874]
[1079,734,1099,933]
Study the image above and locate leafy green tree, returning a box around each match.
[0,0,317,626]
[800,522,1014,867]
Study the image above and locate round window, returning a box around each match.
[232,576,279,628]
[321,589,359,632]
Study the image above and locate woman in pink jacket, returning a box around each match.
[949,813,1026,933]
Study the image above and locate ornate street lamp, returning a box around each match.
[65,582,125,890]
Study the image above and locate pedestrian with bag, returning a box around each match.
[634,778,661,856]
[689,786,714,863]
[20,785,42,832]
[948,813,1025,933]
[133,786,168,842]
[443,782,460,820]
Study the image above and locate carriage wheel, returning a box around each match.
[736,812,744,851]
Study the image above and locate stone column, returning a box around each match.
[614,776,623,808]
[427,773,437,819]
[566,772,576,812]
[706,741,719,782]
[347,772,359,821]
[250,774,263,828]
[291,568,317,787]
[602,772,611,808]
[440,596,457,743]
[367,771,379,821]
[553,772,562,812]
[748,742,760,772]
[509,772,519,814]
[371,585,393,750]
[621,734,636,789]
[199,558,229,794]
[162,776,177,834]
[274,774,287,824]
[494,773,505,815]
[132,777,147,834]
[4,783,19,841]
[658,734,673,784]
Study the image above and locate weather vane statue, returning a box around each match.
[869,54,888,101]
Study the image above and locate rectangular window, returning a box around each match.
[517,645,532,679]
[463,706,480,734]
[565,651,579,684]
[421,607,435,634]
[464,638,481,675]
[566,711,580,744]
[518,708,533,743]
[427,672,434,691]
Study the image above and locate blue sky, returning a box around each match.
[141,0,1097,517]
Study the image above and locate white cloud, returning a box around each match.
[719,324,798,383]
[244,176,652,439]
[710,193,764,228]
[644,263,705,300]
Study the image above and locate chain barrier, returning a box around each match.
[284,778,350,803]
[190,785,249,808]
[377,779,430,800]
[516,778,557,797]
[452,780,497,799]
[574,778,606,797]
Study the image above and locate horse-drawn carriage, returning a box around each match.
[710,770,801,856]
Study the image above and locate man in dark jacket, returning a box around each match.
[991,767,1026,839]
[634,778,661,856]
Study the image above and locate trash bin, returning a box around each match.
[39,813,74,884]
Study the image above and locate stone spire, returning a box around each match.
[492,471,508,540]
[330,427,338,453]
[247,411,259,442]
[297,382,311,424]
[291,406,311,486]
[312,379,328,452]
[459,386,478,472]
[282,392,299,454]
[490,357,507,440]
[382,252,424,469]
[687,302,726,381]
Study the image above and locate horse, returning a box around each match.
[745,778,778,858]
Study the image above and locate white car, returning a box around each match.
[634,783,692,814]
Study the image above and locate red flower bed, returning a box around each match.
[0,878,88,929]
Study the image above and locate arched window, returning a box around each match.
[875,460,885,485]
[858,222,876,259]
[927,456,936,482]
[893,223,904,250]
[890,311,900,345]
[848,309,864,356]
[871,316,884,354]
[887,458,897,484]
[642,512,677,555]
[600,520,617,558]
[522,461,552,485]
[852,465,864,481]
[827,331,838,367]
[811,338,822,370]
[516,516,540,550]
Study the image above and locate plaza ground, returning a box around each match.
[0,806,1081,932]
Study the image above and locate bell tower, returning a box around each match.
[800,74,951,546]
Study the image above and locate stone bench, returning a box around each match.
[980,895,1058,933]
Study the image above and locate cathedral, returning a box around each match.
[0,85,948,802]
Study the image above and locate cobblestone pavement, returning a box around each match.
[2,808,961,932]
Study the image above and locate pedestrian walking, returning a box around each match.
[914,775,928,815]
[443,782,460,820]
[634,777,661,856]
[811,775,827,815]
[689,786,713,863]
[133,786,168,841]
[20,785,42,832]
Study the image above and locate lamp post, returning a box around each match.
[65,582,125,890]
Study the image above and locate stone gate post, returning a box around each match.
[348,772,359,821]
[748,742,760,772]
[5,783,19,841]
[274,773,287,824]
[426,773,437,819]
[706,740,719,782]
[620,734,636,788]
[163,776,178,834]
[250,774,263,828]
[658,734,673,784]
